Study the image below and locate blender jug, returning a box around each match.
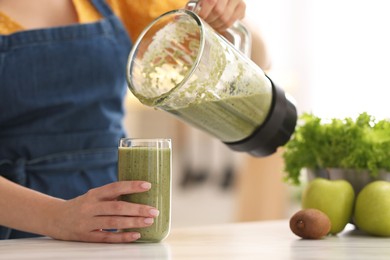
[126,9,297,157]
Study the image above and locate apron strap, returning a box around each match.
[91,0,115,18]
[0,148,118,186]
[0,158,27,186]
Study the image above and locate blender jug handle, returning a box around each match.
[185,0,252,57]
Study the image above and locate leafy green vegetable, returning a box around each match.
[283,112,390,185]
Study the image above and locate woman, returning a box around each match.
[0,0,247,242]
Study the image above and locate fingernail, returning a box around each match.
[141,182,151,189]
[149,209,160,217]
[144,218,154,224]
[132,232,141,240]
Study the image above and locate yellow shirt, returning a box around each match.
[0,0,187,41]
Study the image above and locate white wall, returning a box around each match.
[245,0,390,119]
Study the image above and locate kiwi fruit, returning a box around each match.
[289,208,331,239]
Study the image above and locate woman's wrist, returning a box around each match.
[40,197,67,239]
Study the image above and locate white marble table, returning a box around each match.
[1,220,390,259]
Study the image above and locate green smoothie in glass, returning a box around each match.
[118,138,172,243]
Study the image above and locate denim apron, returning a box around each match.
[0,0,131,239]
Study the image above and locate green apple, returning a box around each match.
[301,178,355,235]
[354,180,390,236]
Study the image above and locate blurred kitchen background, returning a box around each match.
[123,0,390,228]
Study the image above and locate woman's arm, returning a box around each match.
[0,177,159,243]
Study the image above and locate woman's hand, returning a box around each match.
[48,181,159,243]
[197,0,246,32]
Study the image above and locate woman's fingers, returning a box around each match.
[198,0,227,21]
[209,1,245,31]
[197,0,246,32]
[94,201,159,218]
[50,181,159,243]
[87,231,141,243]
[91,216,155,231]
[89,181,151,201]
